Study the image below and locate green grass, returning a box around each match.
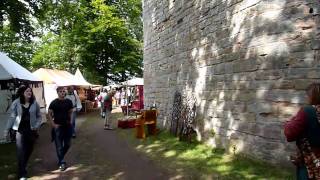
[117,128,295,180]
[0,143,17,179]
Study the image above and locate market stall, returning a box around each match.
[120,77,144,114]
[33,68,100,113]
[117,77,144,129]
[0,52,46,142]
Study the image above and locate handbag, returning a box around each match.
[8,129,16,142]
[299,138,320,179]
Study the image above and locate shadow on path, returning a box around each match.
[29,108,171,180]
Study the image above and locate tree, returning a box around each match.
[0,26,34,68]
[32,0,143,85]
[0,0,46,68]
[0,0,143,85]
[0,0,45,40]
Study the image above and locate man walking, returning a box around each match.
[48,86,74,171]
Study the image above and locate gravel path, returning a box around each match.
[28,108,171,180]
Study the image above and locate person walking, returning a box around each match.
[103,91,116,130]
[48,86,74,171]
[98,89,108,118]
[115,90,120,107]
[65,86,81,138]
[284,83,320,179]
[4,85,42,179]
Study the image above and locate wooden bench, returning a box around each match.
[135,110,157,139]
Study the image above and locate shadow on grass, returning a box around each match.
[0,143,17,179]
[117,128,295,180]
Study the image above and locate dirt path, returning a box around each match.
[29,108,171,180]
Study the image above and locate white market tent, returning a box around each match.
[74,68,93,87]
[103,77,143,90]
[119,77,144,118]
[33,68,84,110]
[33,68,101,111]
[103,84,120,91]
[74,68,102,90]
[0,52,46,110]
[0,52,46,142]
[121,77,144,86]
[33,68,93,87]
[0,53,40,81]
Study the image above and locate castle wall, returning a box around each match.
[143,0,320,164]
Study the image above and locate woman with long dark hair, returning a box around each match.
[4,85,42,179]
[284,83,320,179]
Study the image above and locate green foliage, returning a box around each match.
[110,0,143,40]
[0,0,44,40]
[0,0,143,85]
[32,32,80,71]
[0,26,34,68]
[32,0,143,85]
[0,0,44,69]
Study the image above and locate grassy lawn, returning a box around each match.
[0,143,17,179]
[117,127,295,180]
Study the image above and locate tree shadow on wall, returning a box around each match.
[145,0,320,165]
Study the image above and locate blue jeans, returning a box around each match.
[104,109,112,127]
[16,131,37,178]
[54,126,72,165]
[296,164,308,180]
[100,102,105,117]
[71,111,77,136]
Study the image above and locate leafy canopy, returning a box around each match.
[0,0,143,85]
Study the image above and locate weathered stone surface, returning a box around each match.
[143,0,320,164]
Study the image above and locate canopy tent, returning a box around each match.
[0,53,41,81]
[33,68,101,111]
[33,68,83,111]
[0,52,46,142]
[74,68,102,90]
[33,68,91,87]
[0,52,45,109]
[103,84,120,91]
[74,68,92,87]
[118,77,144,119]
[121,77,144,86]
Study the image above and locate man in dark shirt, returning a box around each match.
[48,86,73,171]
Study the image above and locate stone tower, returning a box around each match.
[143,0,320,164]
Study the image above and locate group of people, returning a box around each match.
[106,87,140,107]
[4,85,81,179]
[97,86,141,129]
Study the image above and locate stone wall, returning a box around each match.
[143,0,320,164]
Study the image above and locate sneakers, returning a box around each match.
[104,125,113,130]
[59,163,67,171]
